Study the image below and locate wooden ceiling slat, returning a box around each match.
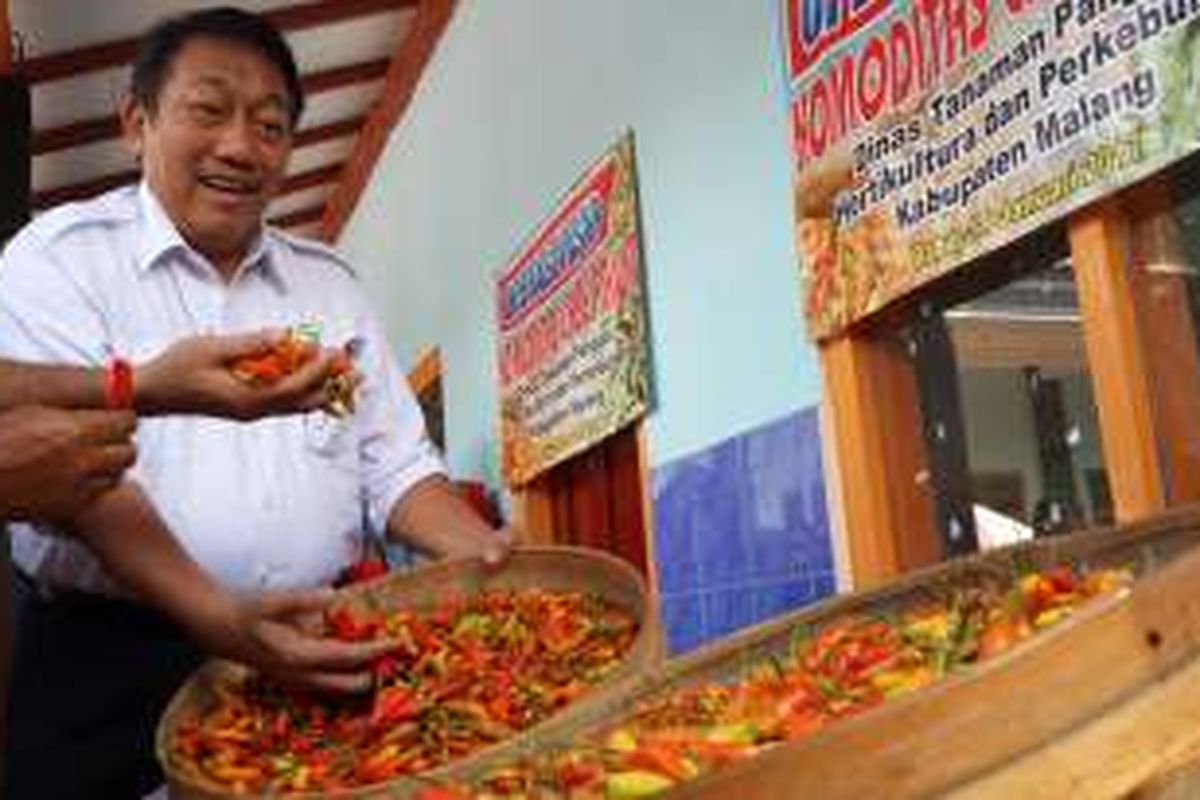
[268,0,416,33]
[33,162,344,212]
[20,0,417,85]
[270,204,325,229]
[281,162,342,194]
[300,58,388,94]
[321,0,457,241]
[293,115,366,148]
[33,55,387,156]
[32,115,121,155]
[32,169,139,211]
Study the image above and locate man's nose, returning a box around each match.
[213,117,259,166]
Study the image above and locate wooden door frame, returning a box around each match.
[821,183,1190,589]
[820,330,940,589]
[509,422,658,598]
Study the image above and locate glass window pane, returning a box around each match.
[908,229,1112,552]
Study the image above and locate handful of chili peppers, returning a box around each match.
[230,323,358,417]
[169,589,639,794]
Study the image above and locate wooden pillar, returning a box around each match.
[820,330,939,588]
[511,482,557,546]
[1068,199,1167,521]
[1122,180,1200,506]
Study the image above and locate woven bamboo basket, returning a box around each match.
[157,545,662,799]
[446,505,1200,799]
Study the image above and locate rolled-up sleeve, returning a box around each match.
[0,226,110,366]
[354,309,446,537]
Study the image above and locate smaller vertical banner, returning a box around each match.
[496,133,651,487]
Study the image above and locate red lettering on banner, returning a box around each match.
[791,0,991,168]
[786,0,891,84]
[889,18,916,106]
[499,242,642,387]
[857,36,888,121]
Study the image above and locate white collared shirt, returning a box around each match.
[0,184,445,594]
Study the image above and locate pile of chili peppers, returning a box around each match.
[422,563,1132,800]
[169,589,639,794]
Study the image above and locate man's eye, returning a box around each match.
[258,120,287,140]
[190,102,225,121]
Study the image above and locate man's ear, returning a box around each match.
[119,95,146,160]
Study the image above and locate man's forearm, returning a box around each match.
[70,482,237,648]
[0,361,105,412]
[386,475,501,559]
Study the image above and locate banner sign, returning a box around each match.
[786,0,1200,339]
[496,134,650,487]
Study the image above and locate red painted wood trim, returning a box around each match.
[319,0,457,242]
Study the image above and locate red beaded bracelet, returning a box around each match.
[104,357,135,410]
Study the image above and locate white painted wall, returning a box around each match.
[338,1,822,482]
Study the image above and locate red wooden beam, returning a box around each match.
[21,0,416,85]
[33,56,387,156]
[270,204,325,229]
[320,0,457,242]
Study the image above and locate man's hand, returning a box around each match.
[472,525,513,568]
[0,406,136,521]
[214,589,396,693]
[135,331,350,420]
[388,476,512,567]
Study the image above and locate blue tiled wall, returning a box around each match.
[652,406,833,654]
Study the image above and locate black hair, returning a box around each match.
[130,6,305,127]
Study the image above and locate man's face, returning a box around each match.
[122,36,295,271]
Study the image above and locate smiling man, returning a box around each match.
[122,12,297,279]
[0,8,506,799]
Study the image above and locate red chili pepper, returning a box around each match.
[1044,564,1078,594]
[271,709,290,740]
[372,653,399,683]
[556,757,603,789]
[371,685,422,727]
[326,608,379,642]
[347,558,388,584]
[624,743,693,781]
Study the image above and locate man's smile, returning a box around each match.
[197,174,261,198]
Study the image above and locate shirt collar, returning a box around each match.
[134,182,281,287]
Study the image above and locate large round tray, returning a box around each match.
[157,545,662,799]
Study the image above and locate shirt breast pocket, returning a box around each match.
[303,412,358,462]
